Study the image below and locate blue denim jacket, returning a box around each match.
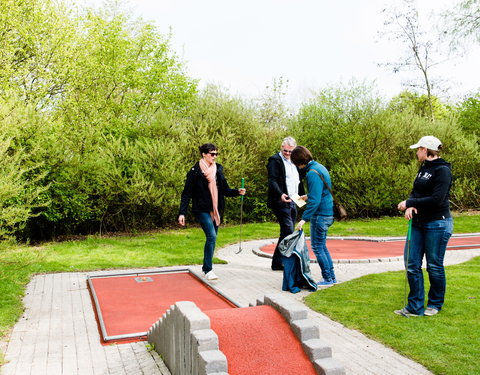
[301,161,334,221]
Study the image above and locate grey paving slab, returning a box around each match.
[1,238,479,375]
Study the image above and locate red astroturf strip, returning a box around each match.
[89,272,235,341]
[260,236,480,260]
[206,305,317,375]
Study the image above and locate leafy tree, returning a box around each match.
[456,94,480,136]
[256,76,291,129]
[388,90,450,119]
[0,0,78,109]
[442,0,480,49]
[0,98,49,241]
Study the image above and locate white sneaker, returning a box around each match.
[205,271,219,280]
[424,307,439,316]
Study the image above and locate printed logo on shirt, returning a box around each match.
[417,172,432,180]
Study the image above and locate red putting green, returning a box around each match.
[88,269,237,343]
[206,305,317,375]
[89,270,319,374]
[259,235,480,260]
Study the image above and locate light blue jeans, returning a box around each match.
[196,212,219,274]
[405,218,453,315]
[310,215,335,281]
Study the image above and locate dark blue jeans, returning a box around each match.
[271,202,297,268]
[196,212,219,274]
[405,218,453,315]
[310,215,335,281]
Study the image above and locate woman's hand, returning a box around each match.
[239,188,246,195]
[296,219,306,231]
[397,200,407,211]
[178,215,185,226]
[404,207,417,220]
[300,195,308,201]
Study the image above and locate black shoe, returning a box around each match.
[271,265,284,271]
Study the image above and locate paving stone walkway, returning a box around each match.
[1,238,479,375]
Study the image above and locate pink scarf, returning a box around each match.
[200,158,221,226]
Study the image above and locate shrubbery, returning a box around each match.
[0,2,479,242]
[291,83,480,217]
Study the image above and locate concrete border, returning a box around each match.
[149,293,346,375]
[252,247,403,264]
[252,234,480,264]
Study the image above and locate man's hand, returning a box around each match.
[281,193,291,203]
[178,215,185,226]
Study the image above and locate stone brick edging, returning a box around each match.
[148,293,345,375]
[147,301,227,375]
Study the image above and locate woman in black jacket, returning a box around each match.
[178,143,246,280]
[395,136,453,317]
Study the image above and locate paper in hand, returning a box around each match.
[291,193,306,208]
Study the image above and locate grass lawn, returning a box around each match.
[0,212,479,371]
[304,258,480,375]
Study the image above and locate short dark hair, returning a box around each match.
[290,146,313,166]
[199,143,217,155]
[427,145,442,157]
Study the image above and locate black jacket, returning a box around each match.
[179,162,240,216]
[406,158,452,223]
[267,153,305,209]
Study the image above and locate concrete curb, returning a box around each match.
[252,247,403,264]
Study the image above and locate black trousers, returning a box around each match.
[271,202,297,269]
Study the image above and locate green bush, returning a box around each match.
[0,139,46,241]
[290,82,480,217]
[173,86,282,224]
[1,2,479,241]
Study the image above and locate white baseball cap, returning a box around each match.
[409,136,442,151]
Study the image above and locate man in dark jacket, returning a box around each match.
[267,137,305,270]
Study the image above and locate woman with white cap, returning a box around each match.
[395,136,453,317]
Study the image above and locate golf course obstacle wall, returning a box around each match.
[147,301,228,375]
[147,293,345,375]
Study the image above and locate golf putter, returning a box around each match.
[235,178,245,254]
[402,219,413,318]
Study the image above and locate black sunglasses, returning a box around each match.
[282,149,293,153]
[207,152,219,156]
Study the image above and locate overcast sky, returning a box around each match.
[80,0,480,107]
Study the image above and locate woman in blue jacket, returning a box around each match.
[178,143,246,281]
[291,146,336,286]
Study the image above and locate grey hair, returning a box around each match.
[282,136,297,147]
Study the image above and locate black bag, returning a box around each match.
[310,169,348,221]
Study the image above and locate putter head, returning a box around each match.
[235,247,242,254]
